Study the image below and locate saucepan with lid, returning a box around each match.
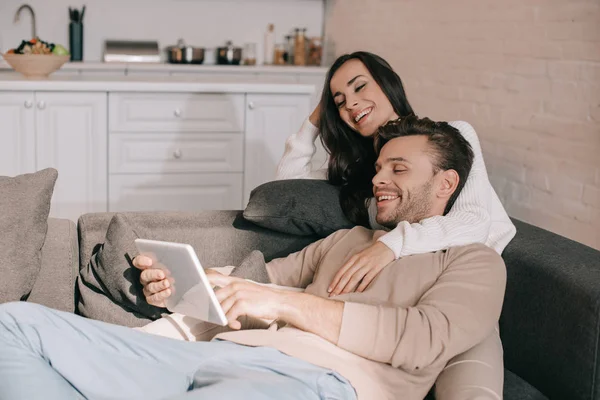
[165,39,204,64]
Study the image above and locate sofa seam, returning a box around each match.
[590,296,600,400]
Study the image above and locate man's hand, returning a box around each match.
[328,242,395,296]
[208,274,285,330]
[209,274,344,343]
[132,255,223,308]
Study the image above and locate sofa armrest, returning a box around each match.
[28,218,79,312]
[500,219,600,400]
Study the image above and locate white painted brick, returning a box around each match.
[543,99,591,120]
[548,61,581,80]
[557,160,597,185]
[503,41,532,57]
[561,42,600,63]
[528,115,598,142]
[537,3,600,23]
[506,181,532,206]
[507,76,552,97]
[590,104,600,122]
[492,160,526,184]
[581,84,600,103]
[460,87,488,103]
[583,185,600,207]
[496,143,527,164]
[545,22,584,41]
[582,22,600,40]
[548,174,584,201]
[581,63,600,82]
[530,43,564,60]
[526,168,551,192]
[551,81,581,100]
[521,149,558,172]
[511,57,548,76]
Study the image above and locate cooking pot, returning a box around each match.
[166,39,204,64]
[216,41,242,65]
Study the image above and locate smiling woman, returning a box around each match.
[275,50,517,400]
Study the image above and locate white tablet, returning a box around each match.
[134,238,228,326]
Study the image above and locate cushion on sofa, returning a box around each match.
[243,179,354,237]
[77,213,165,327]
[0,168,57,303]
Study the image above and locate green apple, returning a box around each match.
[52,44,69,56]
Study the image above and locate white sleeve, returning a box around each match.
[377,121,493,259]
[275,118,328,180]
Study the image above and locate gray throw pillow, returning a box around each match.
[77,213,274,327]
[77,213,165,327]
[243,179,354,237]
[0,168,58,303]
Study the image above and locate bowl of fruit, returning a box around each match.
[2,38,70,79]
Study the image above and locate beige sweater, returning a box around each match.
[216,227,506,400]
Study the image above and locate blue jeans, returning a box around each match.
[0,302,356,400]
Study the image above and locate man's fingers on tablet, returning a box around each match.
[133,255,153,270]
[146,279,169,294]
[140,269,165,286]
[147,289,171,307]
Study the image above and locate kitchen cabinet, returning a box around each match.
[1,77,314,220]
[35,92,108,222]
[0,91,107,222]
[0,93,36,177]
[244,94,310,205]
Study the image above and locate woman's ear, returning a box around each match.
[436,169,460,200]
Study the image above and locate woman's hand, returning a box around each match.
[328,242,395,296]
[308,101,322,127]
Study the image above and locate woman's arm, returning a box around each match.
[377,121,498,258]
[275,106,328,180]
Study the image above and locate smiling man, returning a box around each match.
[0,116,506,400]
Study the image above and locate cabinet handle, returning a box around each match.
[24,100,33,109]
[173,109,182,117]
[248,102,255,110]
[173,149,182,159]
[37,100,46,110]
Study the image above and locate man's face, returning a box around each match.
[372,135,440,228]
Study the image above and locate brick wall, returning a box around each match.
[324,0,600,250]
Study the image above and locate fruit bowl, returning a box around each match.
[2,53,70,78]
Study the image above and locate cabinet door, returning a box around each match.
[36,92,108,222]
[244,94,310,205]
[0,92,36,176]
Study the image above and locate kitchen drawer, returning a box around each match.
[109,93,244,132]
[109,173,243,212]
[109,133,243,174]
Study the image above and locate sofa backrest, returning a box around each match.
[501,218,600,400]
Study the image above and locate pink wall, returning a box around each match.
[325,0,600,249]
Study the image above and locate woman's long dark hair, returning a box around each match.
[319,52,414,226]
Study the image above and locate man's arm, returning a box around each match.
[334,246,506,371]
[279,291,344,343]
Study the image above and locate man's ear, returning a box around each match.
[436,169,460,200]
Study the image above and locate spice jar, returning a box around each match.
[274,43,286,65]
[243,43,257,65]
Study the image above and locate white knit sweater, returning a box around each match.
[275,119,516,257]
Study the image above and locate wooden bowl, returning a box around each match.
[1,53,70,78]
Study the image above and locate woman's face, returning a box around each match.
[329,59,399,137]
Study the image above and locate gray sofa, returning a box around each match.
[27,211,600,400]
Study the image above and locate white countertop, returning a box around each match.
[0,73,316,93]
[0,60,328,75]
